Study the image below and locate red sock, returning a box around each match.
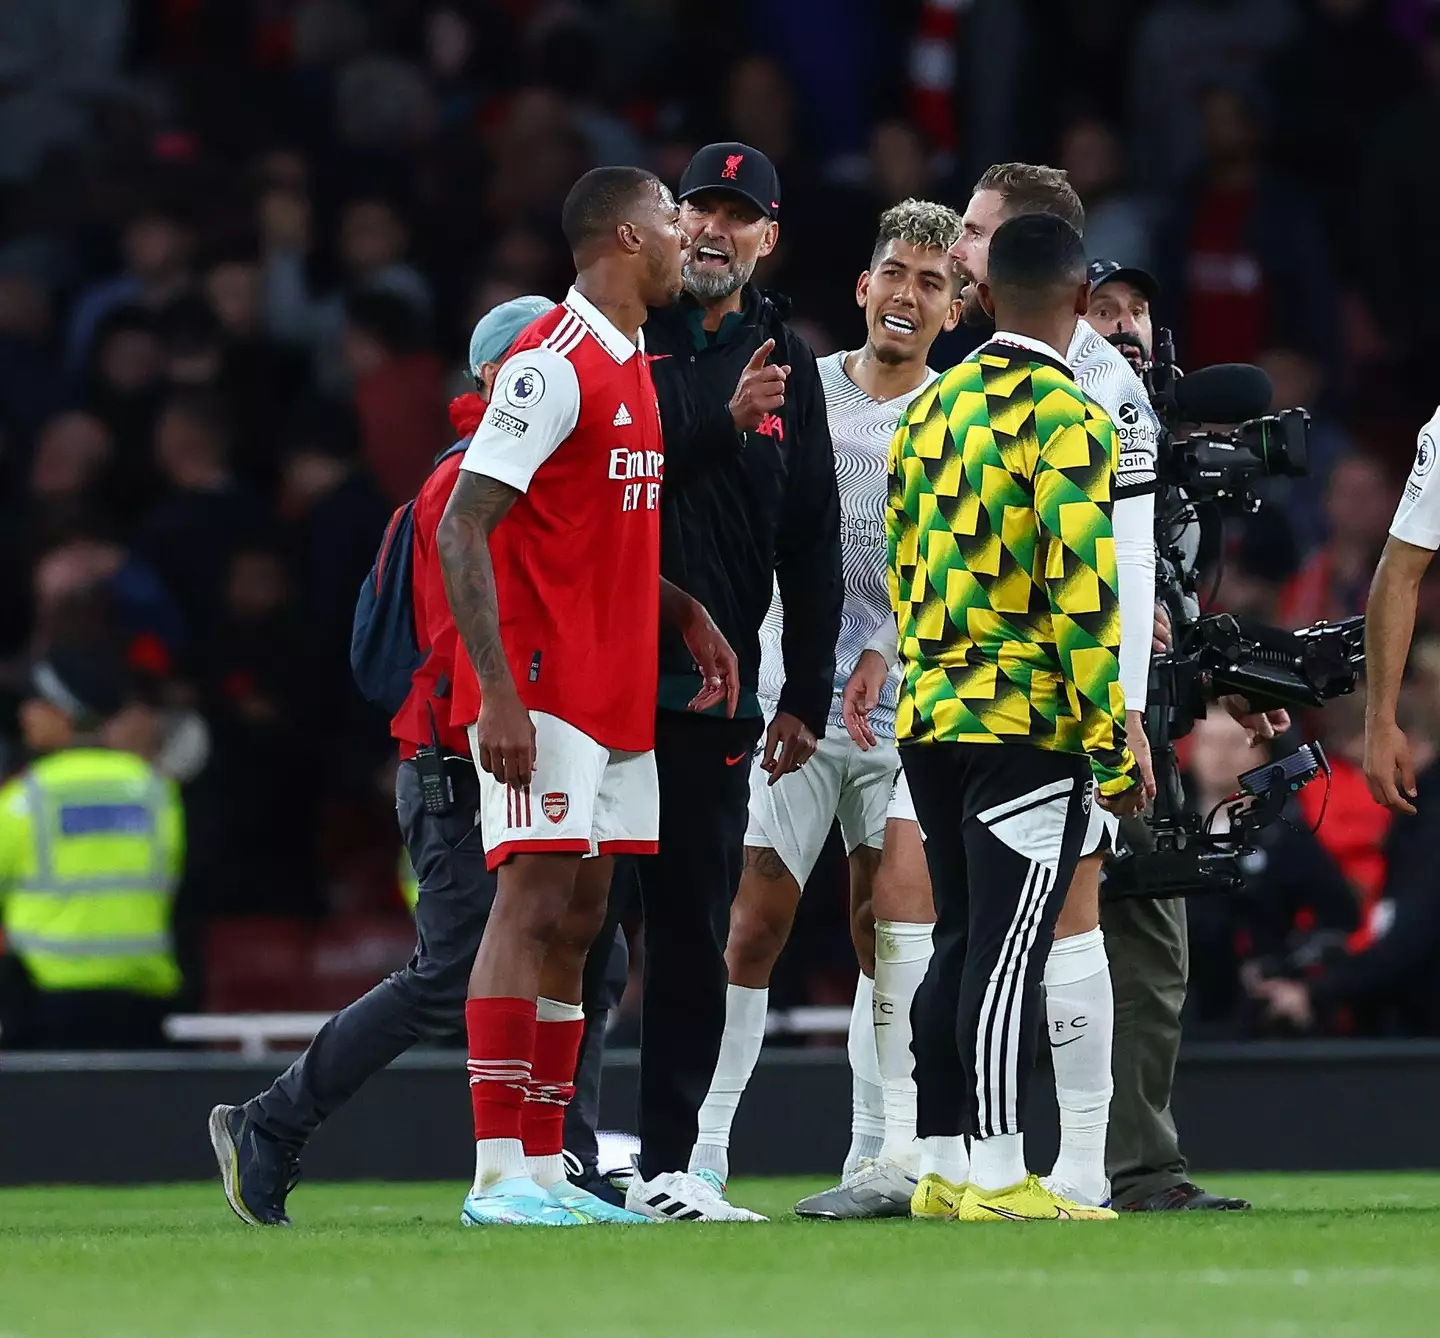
[465,997,536,1142]
[522,1009,585,1157]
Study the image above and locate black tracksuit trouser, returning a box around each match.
[903,743,1092,1141]
[589,709,763,1180]
[250,759,622,1164]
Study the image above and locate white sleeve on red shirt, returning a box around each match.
[1389,407,1440,551]
[460,347,581,493]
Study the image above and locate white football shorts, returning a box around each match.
[890,755,1117,856]
[744,731,898,884]
[471,711,658,872]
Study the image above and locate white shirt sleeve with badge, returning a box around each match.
[460,347,581,493]
[1389,407,1440,551]
[1067,320,1160,712]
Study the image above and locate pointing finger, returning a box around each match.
[744,338,776,372]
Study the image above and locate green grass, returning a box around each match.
[3,1176,1440,1337]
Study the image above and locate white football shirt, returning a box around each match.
[1067,319,1160,492]
[1389,406,1440,550]
[984,322,1160,710]
[756,351,938,739]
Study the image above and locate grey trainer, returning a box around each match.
[794,1157,917,1220]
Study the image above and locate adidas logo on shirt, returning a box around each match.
[613,403,632,427]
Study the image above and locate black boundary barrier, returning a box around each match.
[3,1041,1438,1185]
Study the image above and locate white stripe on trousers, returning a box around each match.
[975,857,1053,1137]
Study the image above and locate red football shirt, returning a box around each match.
[449,288,664,753]
[1185,185,1268,369]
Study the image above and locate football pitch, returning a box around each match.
[3,1175,1439,1337]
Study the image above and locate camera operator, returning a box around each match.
[1085,256,1259,1212]
[1087,261,1293,751]
[1085,259,1157,379]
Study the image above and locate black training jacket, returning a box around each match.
[645,285,841,738]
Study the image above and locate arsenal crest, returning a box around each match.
[542,792,569,824]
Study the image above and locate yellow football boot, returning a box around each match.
[957,1174,1118,1222]
[910,1172,967,1220]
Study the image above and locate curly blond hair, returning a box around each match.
[872,198,963,263]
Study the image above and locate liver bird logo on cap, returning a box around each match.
[722,153,744,180]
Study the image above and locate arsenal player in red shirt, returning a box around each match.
[439,166,738,1226]
[208,297,563,1229]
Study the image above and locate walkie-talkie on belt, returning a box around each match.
[414,703,456,816]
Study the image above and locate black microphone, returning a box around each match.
[1173,363,1274,424]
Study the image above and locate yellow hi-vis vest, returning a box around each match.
[0,748,183,996]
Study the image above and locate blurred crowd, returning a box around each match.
[2,0,1439,1037]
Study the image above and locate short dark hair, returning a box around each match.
[560,166,661,252]
[974,162,1085,234]
[986,213,1087,307]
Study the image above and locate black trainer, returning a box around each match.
[563,1150,628,1208]
[1120,1181,1251,1212]
[208,1104,301,1226]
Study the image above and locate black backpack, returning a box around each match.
[350,441,469,715]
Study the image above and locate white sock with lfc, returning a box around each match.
[845,972,885,1176]
[873,919,932,1174]
[689,983,769,1181]
[1043,927,1114,1202]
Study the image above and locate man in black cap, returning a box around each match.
[599,141,843,1221]
[1086,259,1160,376]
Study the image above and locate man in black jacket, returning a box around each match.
[610,143,844,1221]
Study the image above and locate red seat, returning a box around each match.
[301,915,418,1011]
[203,918,316,1013]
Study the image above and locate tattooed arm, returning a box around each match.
[439,470,520,690]
[437,469,534,785]
[441,345,581,785]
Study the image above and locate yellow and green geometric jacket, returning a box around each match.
[886,336,1138,795]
